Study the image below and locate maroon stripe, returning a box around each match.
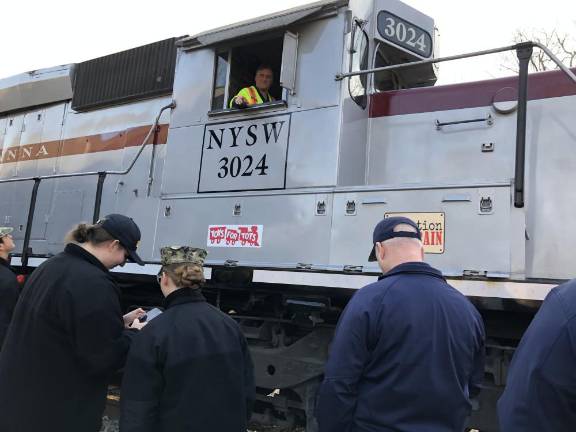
[369,68,576,118]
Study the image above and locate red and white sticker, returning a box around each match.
[207,225,263,248]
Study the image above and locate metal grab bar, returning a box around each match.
[106,101,175,176]
[3,101,175,268]
[335,42,576,85]
[336,44,519,81]
[0,101,175,184]
[533,42,576,83]
[336,42,576,210]
[435,115,493,130]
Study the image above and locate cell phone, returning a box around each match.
[140,307,163,323]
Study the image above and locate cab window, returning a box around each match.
[210,33,297,113]
[349,19,369,109]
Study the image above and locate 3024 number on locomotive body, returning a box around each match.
[198,114,291,192]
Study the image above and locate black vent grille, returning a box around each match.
[72,38,178,111]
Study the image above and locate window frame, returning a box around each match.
[210,50,233,111]
[207,33,293,117]
[348,18,369,109]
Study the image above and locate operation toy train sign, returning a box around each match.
[385,212,445,254]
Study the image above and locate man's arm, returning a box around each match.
[120,329,163,432]
[316,294,373,432]
[229,89,248,109]
[0,273,20,348]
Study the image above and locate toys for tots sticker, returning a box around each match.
[207,225,263,248]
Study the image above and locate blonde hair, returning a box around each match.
[163,263,205,288]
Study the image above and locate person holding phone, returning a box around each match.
[120,246,255,432]
[0,214,146,432]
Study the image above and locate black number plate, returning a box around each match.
[377,11,433,58]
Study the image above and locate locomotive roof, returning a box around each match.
[178,0,349,50]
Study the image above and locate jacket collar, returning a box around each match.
[163,287,206,309]
[252,86,271,102]
[64,243,109,273]
[381,261,445,281]
[0,257,10,269]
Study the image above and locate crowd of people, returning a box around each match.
[0,213,573,432]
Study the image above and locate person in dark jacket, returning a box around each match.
[497,280,576,431]
[316,217,486,432]
[120,245,255,432]
[0,214,146,432]
[0,226,19,349]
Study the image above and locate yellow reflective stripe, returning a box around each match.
[230,86,274,107]
[247,86,260,104]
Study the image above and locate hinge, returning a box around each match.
[343,265,363,273]
[296,263,313,270]
[233,203,241,216]
[481,142,495,152]
[345,200,357,216]
[224,260,238,267]
[462,270,487,278]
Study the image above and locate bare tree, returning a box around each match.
[501,28,576,73]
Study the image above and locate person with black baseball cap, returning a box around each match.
[317,216,486,432]
[0,214,146,432]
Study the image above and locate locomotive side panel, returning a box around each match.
[329,186,514,277]
[525,93,576,279]
[367,99,517,187]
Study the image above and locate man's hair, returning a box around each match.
[256,64,274,75]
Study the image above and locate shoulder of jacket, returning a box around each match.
[0,265,17,287]
[352,278,397,307]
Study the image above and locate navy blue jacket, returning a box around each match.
[498,280,576,432]
[316,262,485,432]
[120,287,255,432]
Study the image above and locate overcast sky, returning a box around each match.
[1,0,574,84]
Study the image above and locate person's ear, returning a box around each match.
[376,241,385,262]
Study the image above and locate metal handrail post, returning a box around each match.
[21,178,41,269]
[514,44,533,208]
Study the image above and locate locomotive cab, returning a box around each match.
[159,0,438,271]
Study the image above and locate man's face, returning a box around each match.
[255,68,273,92]
[0,234,15,255]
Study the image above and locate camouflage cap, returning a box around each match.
[0,227,13,238]
[160,246,207,266]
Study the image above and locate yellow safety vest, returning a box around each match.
[229,86,274,108]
